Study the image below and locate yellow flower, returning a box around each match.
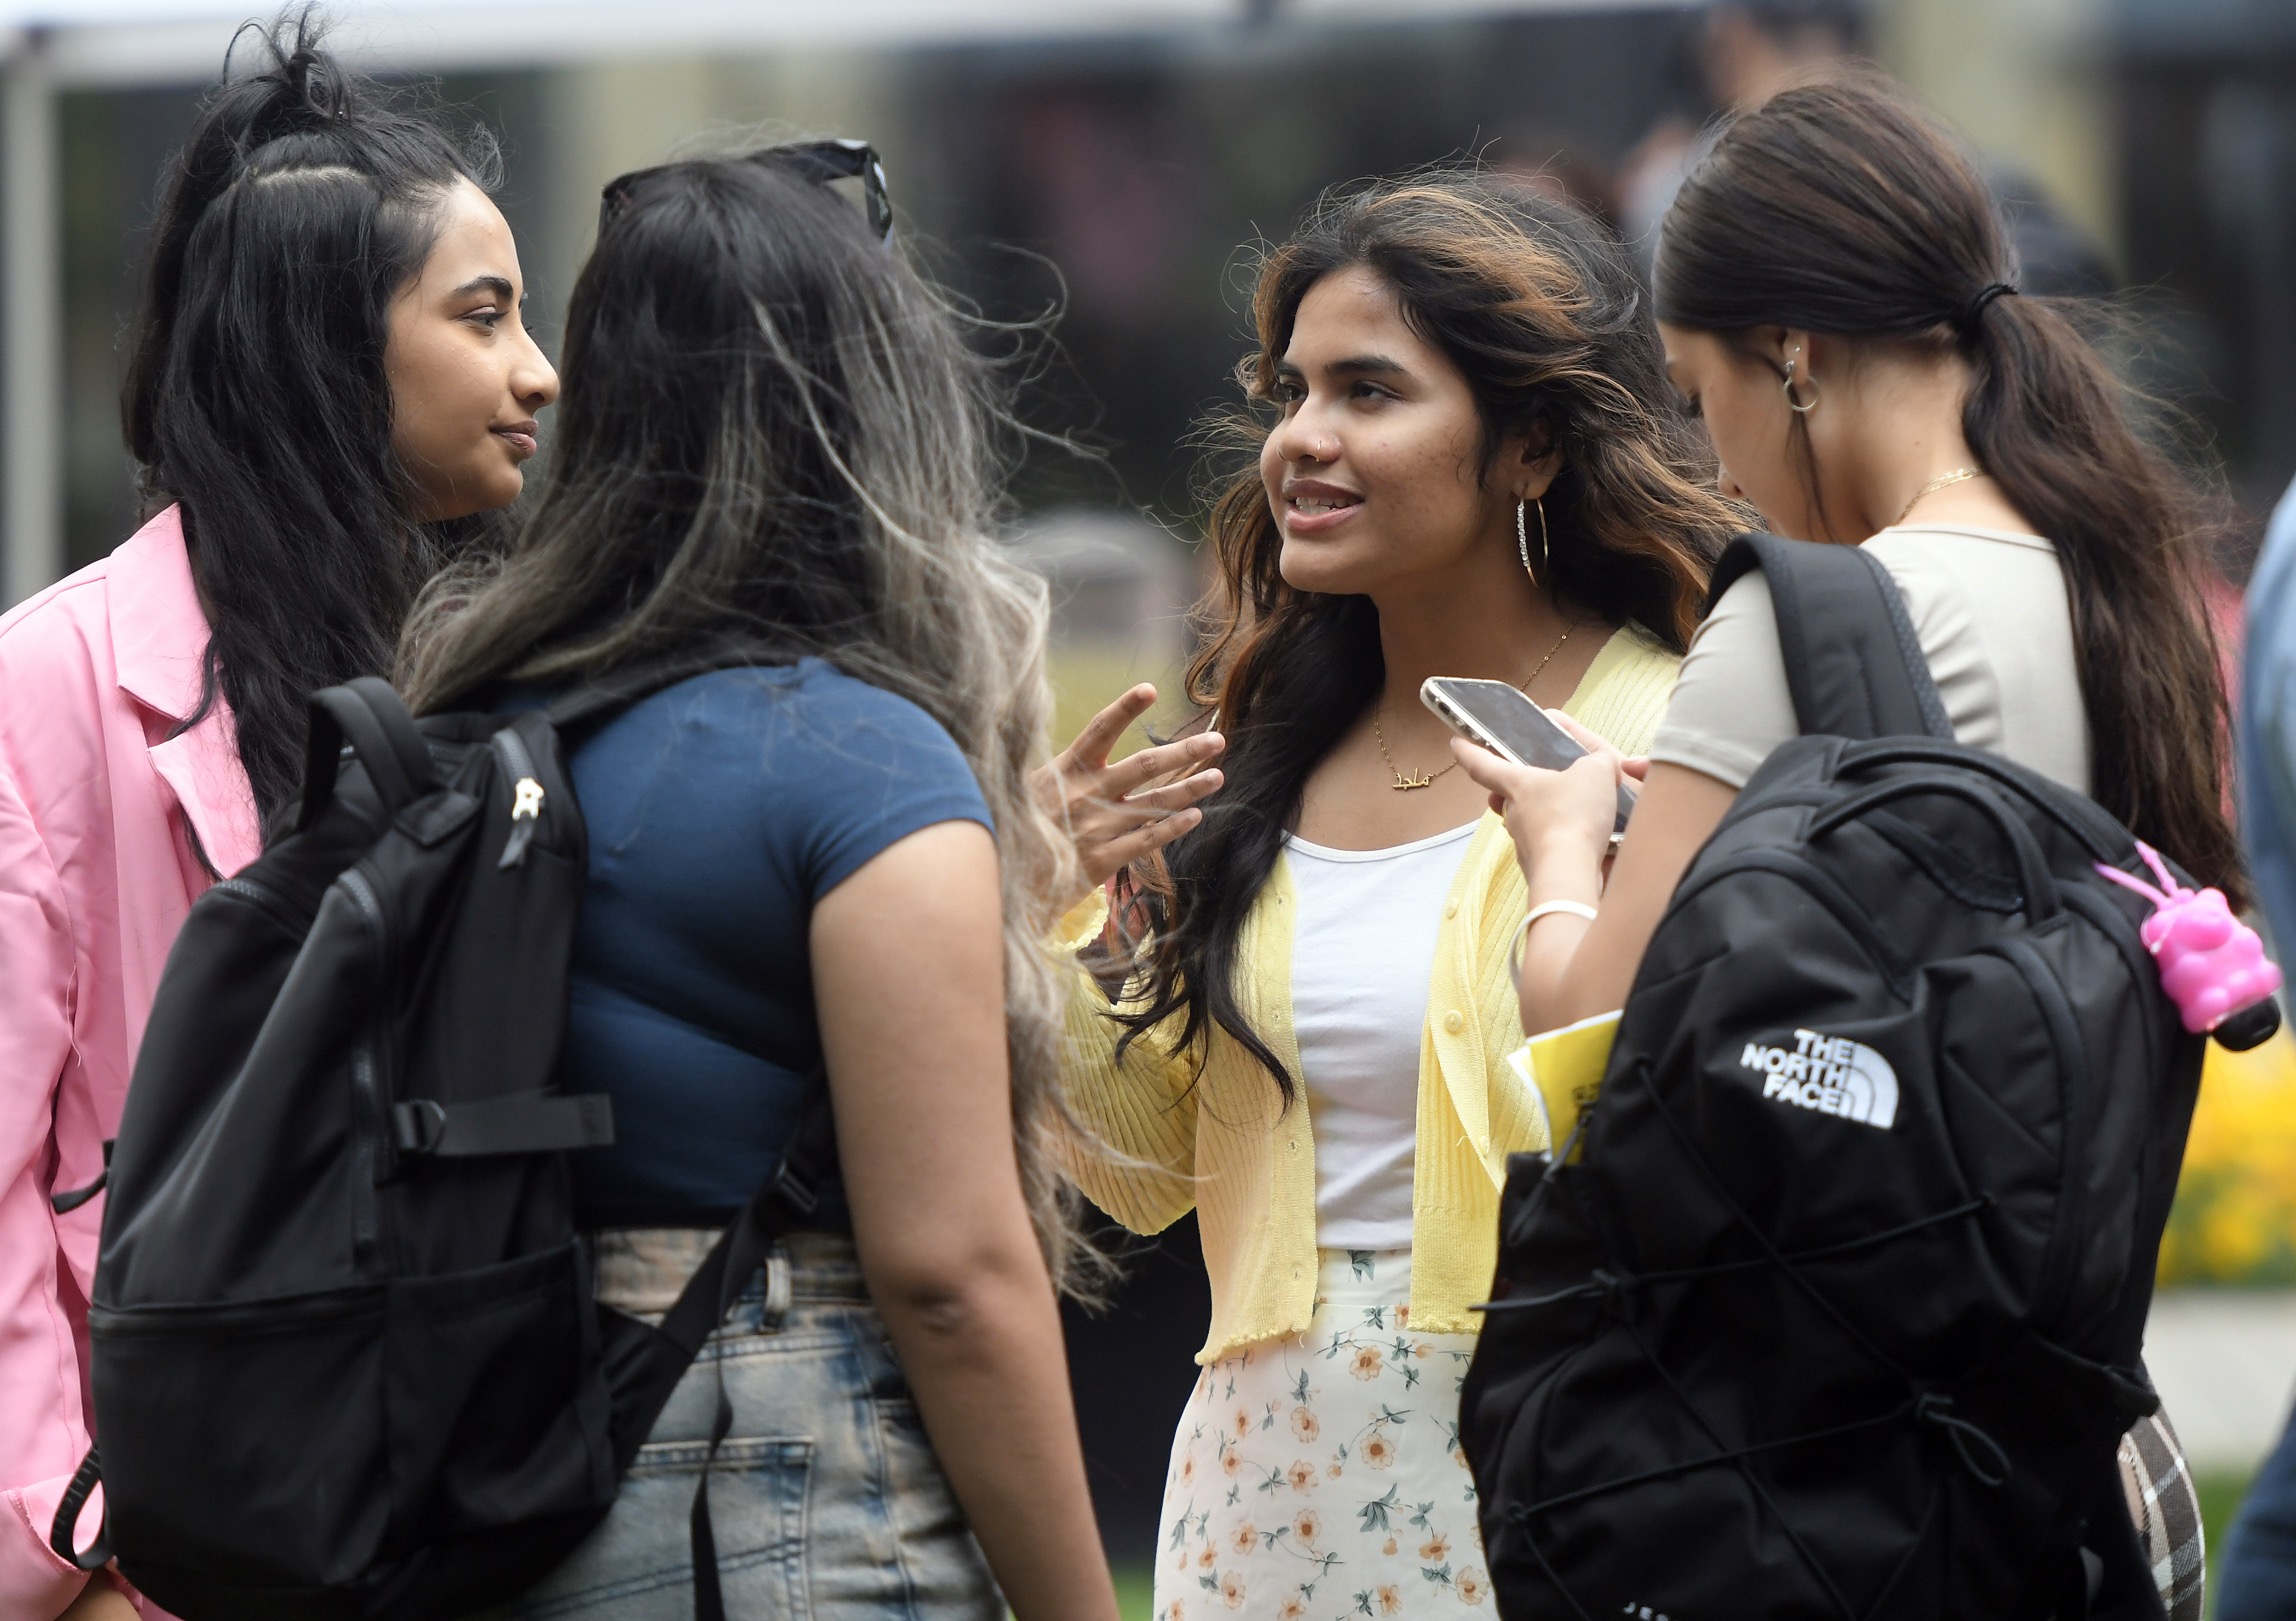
[1222,1450,1242,1478]
[1378,1583,1404,1614]
[1294,1509,1322,1545]
[2160,1032,2296,1285]
[1288,1460,1319,1491]
[1327,1461,1343,1480]
[1420,1534,1450,1561]
[1279,1598,1308,1621]
[1221,1570,1247,1610]
[1291,1406,1320,1442]
[1232,1522,1258,1556]
[1457,1567,1488,1606]
[1350,1346,1386,1381]
[1198,1544,1217,1571]
[1362,1432,1397,1470]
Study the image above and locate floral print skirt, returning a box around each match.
[1156,1248,1490,1621]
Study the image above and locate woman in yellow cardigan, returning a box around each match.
[1038,175,1739,1621]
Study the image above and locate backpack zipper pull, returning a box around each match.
[500,777,545,869]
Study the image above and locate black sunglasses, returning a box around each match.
[598,138,893,244]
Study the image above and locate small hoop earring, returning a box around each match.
[1782,356,1819,415]
[1516,498,1551,586]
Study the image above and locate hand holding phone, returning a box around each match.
[1420,676,1635,833]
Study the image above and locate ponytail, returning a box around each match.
[1963,293,2243,901]
[1655,72,2243,902]
[126,8,504,831]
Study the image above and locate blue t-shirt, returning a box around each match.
[549,660,993,1227]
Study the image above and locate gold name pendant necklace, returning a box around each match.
[1374,616,1582,791]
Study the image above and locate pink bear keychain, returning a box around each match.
[2095,840,2282,1037]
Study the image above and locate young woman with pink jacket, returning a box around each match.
[0,23,556,1618]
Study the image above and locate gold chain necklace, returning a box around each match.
[1893,466,1983,527]
[1375,616,1582,791]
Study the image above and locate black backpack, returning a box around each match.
[1459,535,2277,1621]
[48,675,833,1620]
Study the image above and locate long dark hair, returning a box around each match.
[126,11,503,831]
[1654,74,2244,902]
[1116,174,1738,1097]
[395,153,1097,1290]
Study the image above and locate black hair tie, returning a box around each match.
[1958,281,2017,336]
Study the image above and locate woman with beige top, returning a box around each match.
[1457,76,2229,1621]
[1035,174,1738,1621]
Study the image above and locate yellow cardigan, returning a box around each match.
[1057,625,1681,1363]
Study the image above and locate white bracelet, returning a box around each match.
[1525,899,1600,928]
[1512,899,1600,976]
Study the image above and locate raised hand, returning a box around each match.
[1035,684,1225,907]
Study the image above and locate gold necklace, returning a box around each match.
[1893,466,1983,527]
[1375,616,1583,791]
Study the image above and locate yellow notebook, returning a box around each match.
[1505,1010,1623,1161]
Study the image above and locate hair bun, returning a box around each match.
[275,40,347,131]
[224,17,357,156]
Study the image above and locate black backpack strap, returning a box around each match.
[1707,532,1954,743]
[602,1070,838,1621]
[390,1092,616,1158]
[298,677,441,831]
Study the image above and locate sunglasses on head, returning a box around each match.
[598,138,893,244]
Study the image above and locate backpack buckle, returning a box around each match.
[391,1099,449,1155]
[769,1163,821,1220]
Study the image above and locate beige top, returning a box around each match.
[1649,524,2090,792]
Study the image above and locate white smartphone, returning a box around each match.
[1420,676,1635,833]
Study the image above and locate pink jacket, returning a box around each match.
[0,507,258,1616]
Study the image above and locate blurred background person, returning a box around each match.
[1038,173,1736,1621]
[0,21,555,1620]
[1615,0,2113,300]
[395,146,1120,1621]
[2221,474,2296,1620]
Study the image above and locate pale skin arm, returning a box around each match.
[1451,724,1739,1034]
[811,821,1120,1621]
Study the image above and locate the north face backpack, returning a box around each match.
[1459,535,2278,1621]
[49,675,832,1621]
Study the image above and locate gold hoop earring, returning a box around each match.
[1782,356,1819,415]
[1516,497,1551,586]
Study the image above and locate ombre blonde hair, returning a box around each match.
[395,151,1101,1293]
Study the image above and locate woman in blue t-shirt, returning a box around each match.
[396,147,1118,1621]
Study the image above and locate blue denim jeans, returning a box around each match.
[501,1230,1001,1620]
[2219,1411,2296,1621]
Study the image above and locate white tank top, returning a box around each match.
[1284,821,1479,1251]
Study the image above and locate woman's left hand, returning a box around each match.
[1450,710,1625,890]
